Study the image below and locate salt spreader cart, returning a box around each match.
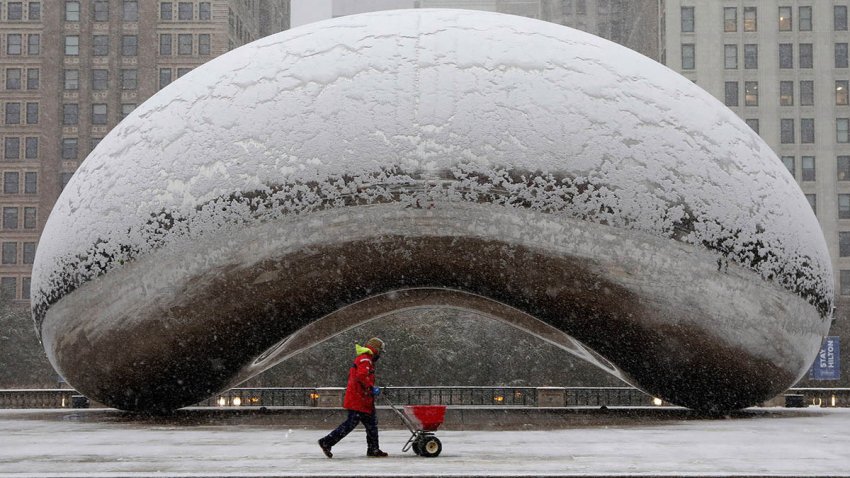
[382,397,446,457]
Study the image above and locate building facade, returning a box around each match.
[0,0,290,303]
[662,0,848,386]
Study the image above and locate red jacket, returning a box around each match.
[343,347,377,413]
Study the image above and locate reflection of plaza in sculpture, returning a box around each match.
[32,10,832,413]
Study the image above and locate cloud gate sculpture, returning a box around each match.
[32,10,833,413]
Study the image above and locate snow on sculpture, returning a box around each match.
[32,9,832,412]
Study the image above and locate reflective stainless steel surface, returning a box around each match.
[32,10,832,412]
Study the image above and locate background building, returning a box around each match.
[0,0,290,303]
[661,1,848,386]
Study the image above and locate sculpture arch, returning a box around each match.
[32,10,832,412]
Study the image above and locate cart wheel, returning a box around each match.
[419,436,442,457]
[411,441,422,455]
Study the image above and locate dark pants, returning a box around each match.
[320,409,380,452]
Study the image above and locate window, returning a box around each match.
[801,80,814,106]
[724,82,739,106]
[27,34,39,55]
[93,35,109,56]
[64,69,79,90]
[159,68,172,89]
[4,138,19,159]
[160,34,172,55]
[22,243,34,264]
[7,34,22,55]
[842,233,850,257]
[7,2,22,20]
[1,243,16,265]
[744,7,757,32]
[23,207,35,229]
[92,104,107,125]
[26,102,37,124]
[744,81,758,106]
[745,119,759,134]
[0,277,16,300]
[839,156,850,180]
[799,44,813,69]
[122,35,137,56]
[26,68,38,90]
[744,44,758,69]
[199,2,211,20]
[160,2,172,20]
[62,138,78,159]
[121,69,137,90]
[841,194,850,219]
[92,69,108,90]
[4,172,19,194]
[178,34,193,55]
[3,207,18,229]
[681,7,694,32]
[838,81,849,105]
[838,118,850,143]
[29,2,40,21]
[25,137,37,159]
[576,0,586,15]
[724,45,737,69]
[838,6,849,31]
[60,172,73,190]
[120,103,136,120]
[782,156,795,177]
[779,43,793,68]
[199,34,210,55]
[6,68,21,90]
[5,103,21,124]
[0,277,15,300]
[780,81,794,105]
[806,194,817,214]
[93,0,108,21]
[837,43,849,68]
[801,120,815,143]
[65,35,79,56]
[24,171,36,193]
[681,44,695,70]
[779,6,792,31]
[90,138,102,151]
[123,0,138,21]
[799,6,812,31]
[724,7,737,32]
[63,104,78,125]
[178,2,193,20]
[781,118,795,144]
[801,156,814,180]
[66,1,80,21]
[177,67,192,78]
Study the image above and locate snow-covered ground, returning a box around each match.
[1,407,849,476]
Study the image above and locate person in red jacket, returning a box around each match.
[318,337,388,458]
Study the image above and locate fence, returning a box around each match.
[2,386,850,409]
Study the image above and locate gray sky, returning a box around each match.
[291,0,333,27]
[291,0,415,28]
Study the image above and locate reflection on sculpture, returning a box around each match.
[32,10,833,412]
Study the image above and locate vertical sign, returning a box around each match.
[809,336,841,380]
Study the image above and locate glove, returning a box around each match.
[371,386,381,396]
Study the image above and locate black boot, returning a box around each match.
[367,449,388,457]
[318,439,333,458]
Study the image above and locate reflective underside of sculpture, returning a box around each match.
[32,10,833,412]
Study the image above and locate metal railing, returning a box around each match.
[2,386,850,409]
[0,389,77,409]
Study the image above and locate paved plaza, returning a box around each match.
[0,407,849,477]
